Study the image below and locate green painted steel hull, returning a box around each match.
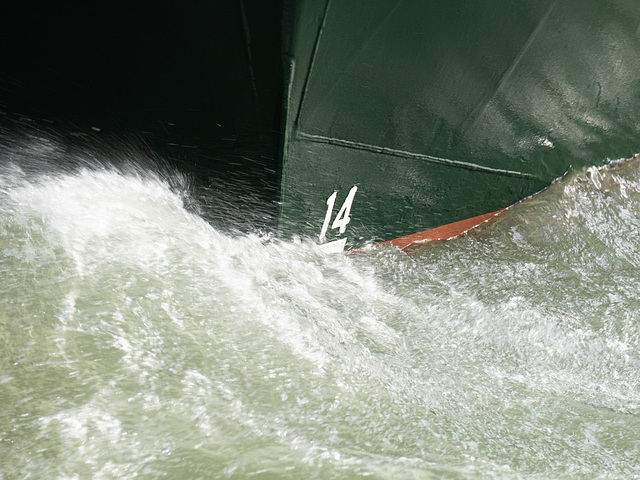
[3,1,640,247]
[278,0,640,248]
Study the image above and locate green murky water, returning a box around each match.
[1,146,639,479]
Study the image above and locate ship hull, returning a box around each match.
[2,1,640,250]
[279,0,640,249]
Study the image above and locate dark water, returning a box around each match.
[1,141,640,478]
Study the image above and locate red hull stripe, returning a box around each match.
[372,209,506,251]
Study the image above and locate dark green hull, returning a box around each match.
[2,1,639,249]
[278,0,640,248]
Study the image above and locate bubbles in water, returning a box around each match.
[1,142,640,478]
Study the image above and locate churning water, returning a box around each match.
[1,139,640,479]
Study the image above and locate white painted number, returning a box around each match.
[319,186,358,243]
[332,186,358,234]
[319,191,337,243]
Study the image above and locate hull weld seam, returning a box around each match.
[296,132,543,180]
